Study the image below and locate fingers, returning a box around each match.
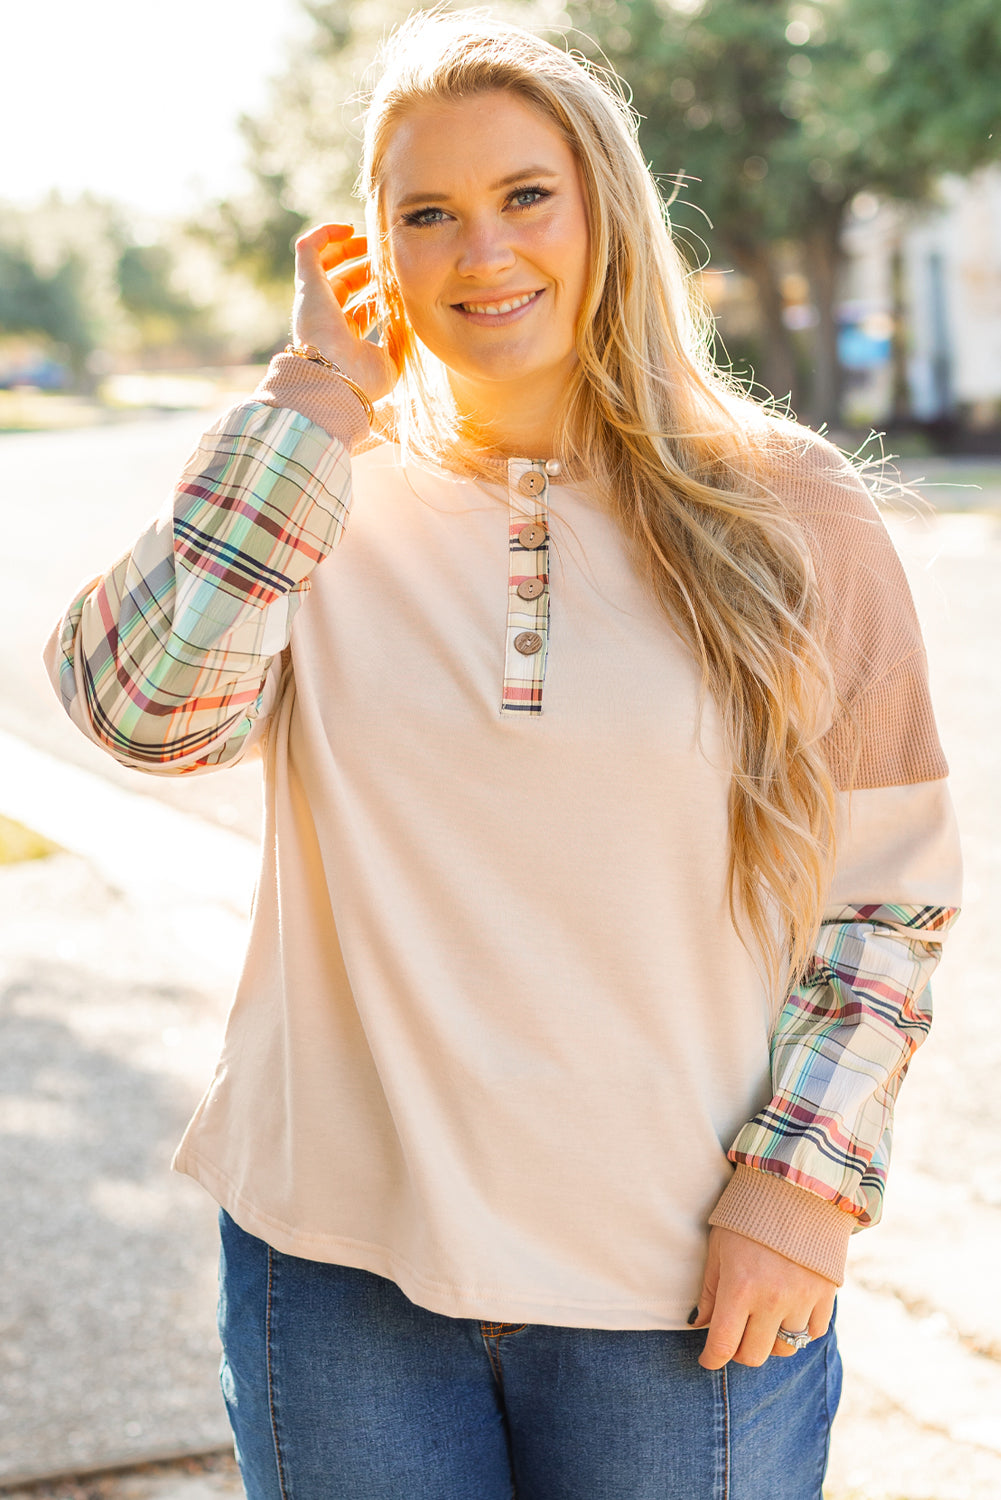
[700,1305,818,1369]
[288,220,400,401]
[693,1227,836,1370]
[700,1297,834,1368]
[330,261,372,307]
[318,236,368,272]
[698,1308,752,1370]
[295,228,378,322]
[295,225,367,267]
[294,226,369,295]
[295,222,356,255]
[687,1232,720,1335]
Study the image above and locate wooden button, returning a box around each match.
[516,578,545,600]
[514,630,544,655]
[517,521,547,550]
[517,470,546,497]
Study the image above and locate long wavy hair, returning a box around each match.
[360,10,837,996]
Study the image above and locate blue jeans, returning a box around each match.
[217,1210,841,1500]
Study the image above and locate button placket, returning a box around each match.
[502,459,550,715]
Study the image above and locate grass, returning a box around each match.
[0,389,109,433]
[0,813,61,864]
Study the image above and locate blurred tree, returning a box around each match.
[845,0,1001,173]
[192,162,310,303]
[561,0,1001,423]
[0,241,95,380]
[190,1,390,303]
[115,242,213,355]
[1,194,268,378]
[197,0,538,301]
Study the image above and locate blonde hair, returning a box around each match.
[360,10,837,995]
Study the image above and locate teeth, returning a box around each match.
[462,292,537,315]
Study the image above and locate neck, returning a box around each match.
[447,368,569,459]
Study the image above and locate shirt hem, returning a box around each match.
[174,1147,700,1332]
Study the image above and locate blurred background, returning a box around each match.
[1,4,999,1500]
[2,0,999,442]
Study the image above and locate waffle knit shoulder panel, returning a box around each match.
[768,432,947,790]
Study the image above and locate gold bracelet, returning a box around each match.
[282,343,375,426]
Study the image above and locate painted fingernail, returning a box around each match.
[687,1307,700,1325]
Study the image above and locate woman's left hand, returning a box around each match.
[690,1226,837,1369]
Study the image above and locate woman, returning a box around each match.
[46,12,960,1498]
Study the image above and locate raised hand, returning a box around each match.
[291,223,401,407]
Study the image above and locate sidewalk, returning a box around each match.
[2,506,1000,1498]
[0,735,254,1485]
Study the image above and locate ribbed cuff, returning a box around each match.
[254,353,372,451]
[708,1165,854,1285]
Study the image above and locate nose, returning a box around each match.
[455,216,516,280]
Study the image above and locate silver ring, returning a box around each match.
[776,1325,812,1351]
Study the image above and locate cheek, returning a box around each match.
[532,210,590,297]
[389,237,442,317]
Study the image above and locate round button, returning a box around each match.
[517,470,546,497]
[517,522,547,550]
[514,630,544,656]
[545,459,562,477]
[516,578,545,600]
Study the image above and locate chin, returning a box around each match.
[452,346,575,387]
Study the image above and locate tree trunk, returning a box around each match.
[802,211,846,430]
[719,238,802,414]
[889,237,911,424]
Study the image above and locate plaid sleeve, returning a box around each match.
[726,902,959,1228]
[49,401,352,773]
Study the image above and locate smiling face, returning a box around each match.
[380,91,591,425]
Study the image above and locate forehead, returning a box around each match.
[380,91,577,201]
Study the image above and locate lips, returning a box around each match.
[455,290,543,316]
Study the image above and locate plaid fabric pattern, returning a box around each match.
[729,902,959,1226]
[502,460,551,714]
[54,402,352,770]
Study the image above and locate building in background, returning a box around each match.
[839,167,1001,434]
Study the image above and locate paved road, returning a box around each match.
[2,418,1000,1497]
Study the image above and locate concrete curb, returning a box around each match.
[0,729,257,911]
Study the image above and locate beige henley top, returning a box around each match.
[46,356,962,1328]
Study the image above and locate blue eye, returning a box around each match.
[401,206,448,227]
[509,186,551,209]
[399,185,552,227]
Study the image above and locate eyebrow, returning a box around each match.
[394,166,561,210]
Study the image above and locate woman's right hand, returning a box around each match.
[291,223,400,406]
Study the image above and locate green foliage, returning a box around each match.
[565,0,1000,249]
[189,0,397,295]
[843,0,1001,177]
[117,244,192,321]
[1,195,138,379]
[559,0,1001,417]
[192,168,309,296]
[205,0,541,293]
[0,193,269,374]
[114,242,217,354]
[0,241,95,372]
